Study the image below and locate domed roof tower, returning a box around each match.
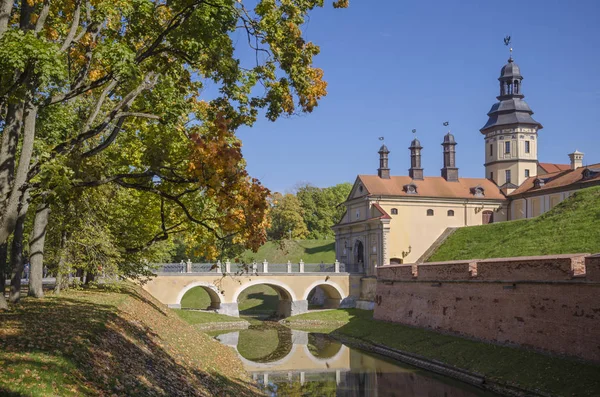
[481,49,543,193]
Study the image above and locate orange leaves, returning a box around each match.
[187,110,270,253]
[299,67,328,113]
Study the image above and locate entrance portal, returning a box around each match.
[354,240,364,266]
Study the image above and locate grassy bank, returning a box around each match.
[0,284,259,396]
[239,239,335,264]
[429,186,600,261]
[286,309,600,397]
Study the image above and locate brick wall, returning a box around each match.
[374,254,600,362]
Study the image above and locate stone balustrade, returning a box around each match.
[153,259,349,274]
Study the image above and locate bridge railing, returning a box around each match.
[152,259,364,274]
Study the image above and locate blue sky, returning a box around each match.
[235,0,600,193]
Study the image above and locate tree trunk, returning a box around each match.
[54,231,68,294]
[85,271,95,285]
[0,101,37,245]
[28,202,49,298]
[9,206,27,303]
[0,243,7,309]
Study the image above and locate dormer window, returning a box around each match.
[470,186,485,197]
[403,183,418,194]
[533,178,545,188]
[359,185,363,193]
[582,168,600,180]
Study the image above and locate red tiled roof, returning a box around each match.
[510,163,600,196]
[538,163,571,174]
[358,175,505,200]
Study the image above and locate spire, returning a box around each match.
[480,47,543,134]
[378,143,390,179]
[441,123,458,182]
[408,129,423,180]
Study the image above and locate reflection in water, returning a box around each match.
[215,324,498,397]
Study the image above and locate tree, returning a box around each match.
[296,182,351,238]
[0,0,349,297]
[268,192,308,240]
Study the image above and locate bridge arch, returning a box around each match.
[303,280,345,310]
[233,280,302,318]
[232,279,297,302]
[176,281,224,310]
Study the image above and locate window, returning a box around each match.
[490,171,494,181]
[391,208,398,215]
[447,210,455,217]
[525,141,530,153]
[426,209,434,216]
[355,209,360,219]
[505,170,511,184]
[505,141,511,154]
[525,169,530,178]
[489,144,493,156]
[390,258,403,265]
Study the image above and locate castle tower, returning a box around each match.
[378,144,390,179]
[481,52,543,193]
[441,132,458,181]
[408,138,423,180]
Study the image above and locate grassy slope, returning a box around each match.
[0,284,259,397]
[285,309,600,397]
[239,239,335,264]
[429,186,600,262]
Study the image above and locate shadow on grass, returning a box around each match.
[0,289,259,396]
[298,241,335,256]
[239,291,279,315]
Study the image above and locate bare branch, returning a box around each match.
[34,0,51,33]
[60,0,82,51]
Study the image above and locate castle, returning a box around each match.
[333,53,600,274]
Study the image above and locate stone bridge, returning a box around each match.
[142,260,364,317]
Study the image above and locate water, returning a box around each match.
[214,323,498,396]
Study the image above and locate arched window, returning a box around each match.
[447,210,454,217]
[426,209,434,216]
[391,208,398,215]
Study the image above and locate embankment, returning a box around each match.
[0,284,259,396]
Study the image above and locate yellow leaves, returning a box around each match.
[299,67,328,112]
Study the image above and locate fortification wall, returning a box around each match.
[374,254,600,362]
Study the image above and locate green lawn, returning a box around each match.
[239,239,335,264]
[285,309,600,397]
[181,284,280,314]
[429,186,600,261]
[174,309,242,324]
[0,284,258,396]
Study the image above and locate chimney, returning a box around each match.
[378,144,390,179]
[408,138,424,180]
[441,133,459,182]
[568,150,584,170]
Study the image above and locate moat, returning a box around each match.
[213,323,499,396]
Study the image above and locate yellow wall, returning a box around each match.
[377,199,506,263]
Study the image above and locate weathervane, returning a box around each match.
[378,136,385,143]
[443,121,450,133]
[504,35,513,59]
